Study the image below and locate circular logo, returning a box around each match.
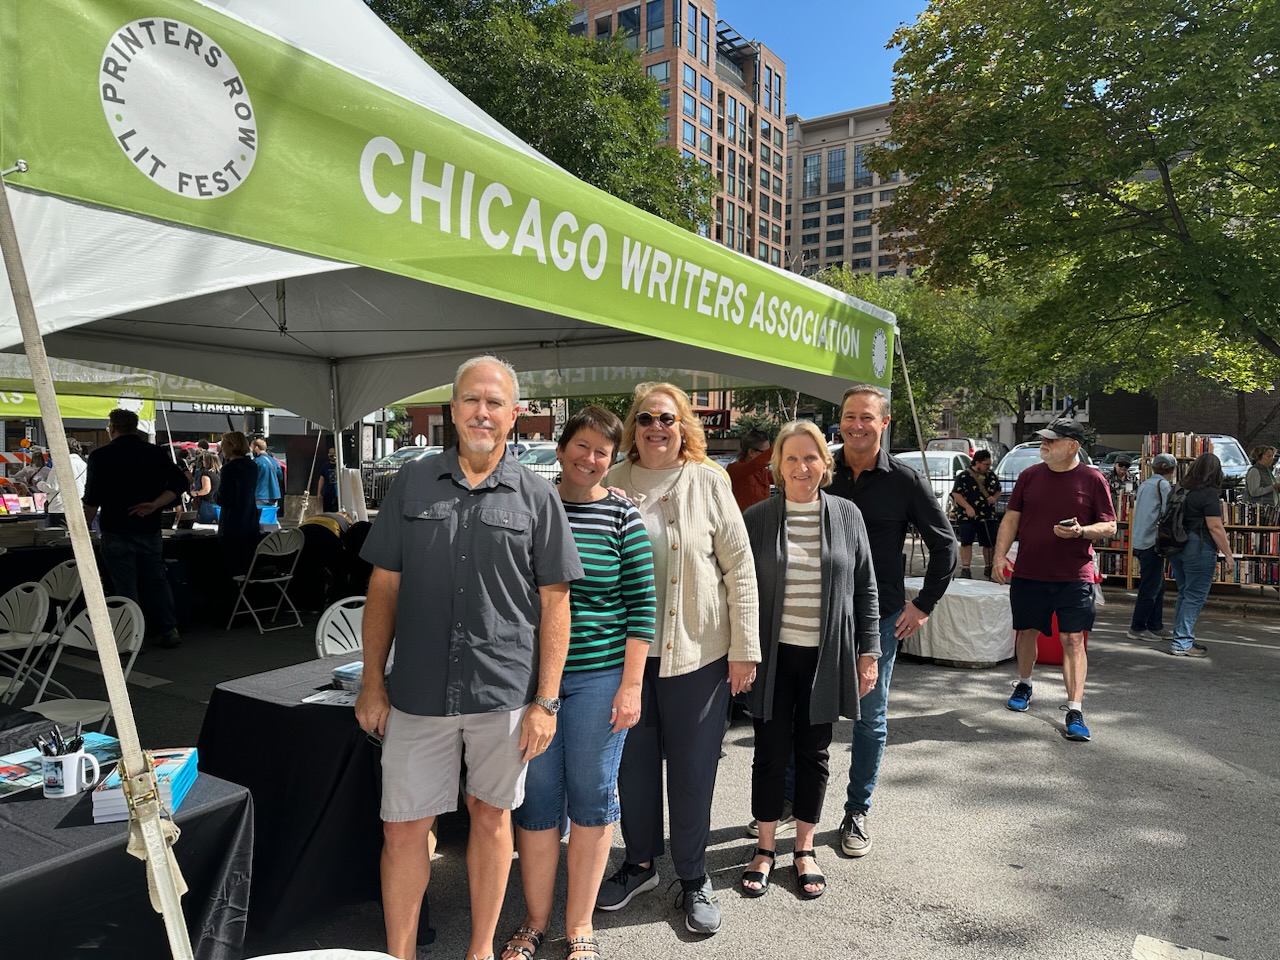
[872,328,889,380]
[100,19,257,198]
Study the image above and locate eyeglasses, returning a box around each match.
[635,412,680,427]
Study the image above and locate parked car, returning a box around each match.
[927,437,1009,462]
[1099,450,1141,469]
[895,450,972,513]
[518,443,561,483]
[1204,435,1250,490]
[363,445,441,505]
[993,441,1096,514]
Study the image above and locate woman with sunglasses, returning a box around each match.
[594,383,760,937]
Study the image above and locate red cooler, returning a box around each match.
[1035,612,1089,665]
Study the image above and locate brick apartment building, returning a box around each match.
[570,0,788,268]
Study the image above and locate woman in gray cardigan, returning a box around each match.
[740,420,880,900]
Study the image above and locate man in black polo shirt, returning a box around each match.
[356,356,582,960]
[828,384,956,858]
[82,408,189,648]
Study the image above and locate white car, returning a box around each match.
[895,450,972,512]
[518,444,561,483]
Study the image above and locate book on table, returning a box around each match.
[91,747,198,823]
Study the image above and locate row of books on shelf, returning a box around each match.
[1228,531,1280,555]
[1143,433,1213,459]
[1096,552,1129,576]
[1211,558,1280,585]
[1222,502,1280,526]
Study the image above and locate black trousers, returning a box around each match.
[618,656,730,881]
[751,644,832,826]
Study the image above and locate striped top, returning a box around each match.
[563,494,658,671]
[778,500,822,648]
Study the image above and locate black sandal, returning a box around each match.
[793,849,826,900]
[740,847,776,898]
[500,925,545,960]
[566,935,601,960]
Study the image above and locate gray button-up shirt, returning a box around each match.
[361,447,583,717]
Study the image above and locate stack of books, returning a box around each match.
[332,660,364,692]
[91,747,198,823]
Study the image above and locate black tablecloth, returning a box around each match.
[0,771,253,960]
[197,658,429,941]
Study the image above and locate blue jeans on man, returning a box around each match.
[845,610,899,816]
[1168,535,1216,652]
[1129,546,1167,634]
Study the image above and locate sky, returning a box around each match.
[714,0,932,119]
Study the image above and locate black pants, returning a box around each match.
[751,644,831,826]
[618,656,729,881]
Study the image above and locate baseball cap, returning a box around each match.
[1034,418,1086,443]
[1115,455,1132,467]
[1151,453,1178,470]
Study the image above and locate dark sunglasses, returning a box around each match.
[635,412,680,427]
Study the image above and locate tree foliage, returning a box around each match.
[876,0,1280,389]
[367,0,719,230]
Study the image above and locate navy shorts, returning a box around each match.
[1009,577,1095,636]
[957,518,998,547]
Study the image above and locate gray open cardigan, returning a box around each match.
[742,490,881,724]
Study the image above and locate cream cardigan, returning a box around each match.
[607,459,761,677]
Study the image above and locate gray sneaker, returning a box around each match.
[840,811,872,858]
[675,875,720,935]
[1169,643,1208,658]
[746,801,796,838]
[595,861,659,911]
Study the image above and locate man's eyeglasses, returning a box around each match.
[635,412,680,427]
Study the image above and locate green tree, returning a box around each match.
[877,0,1280,388]
[568,394,634,420]
[367,0,719,230]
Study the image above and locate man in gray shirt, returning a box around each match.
[357,356,582,960]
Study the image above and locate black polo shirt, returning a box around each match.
[828,446,957,617]
[82,434,189,534]
[361,447,583,717]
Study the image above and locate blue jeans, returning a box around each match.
[514,667,627,830]
[1169,536,1216,651]
[100,530,177,633]
[845,610,900,816]
[1130,546,1167,632]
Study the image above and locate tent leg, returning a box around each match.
[330,362,344,512]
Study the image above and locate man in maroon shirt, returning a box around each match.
[991,419,1115,741]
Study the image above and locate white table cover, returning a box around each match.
[901,576,1014,665]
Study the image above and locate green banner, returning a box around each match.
[1,0,894,387]
[0,391,154,421]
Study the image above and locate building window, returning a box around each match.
[681,148,695,159]
[825,245,843,257]
[802,153,821,198]
[801,232,820,245]
[827,146,845,193]
[699,103,713,128]
[827,229,844,241]
[801,201,820,213]
[850,257,871,268]
[760,167,770,188]
[699,131,712,154]
[773,151,783,172]
[773,175,783,194]
[764,66,774,113]
[761,144,771,165]
[700,75,713,100]
[880,189,896,202]
[682,121,695,147]
[771,224,781,243]
[801,217,820,229]
[657,117,669,139]
[879,254,896,266]
[738,102,748,148]
[852,225,873,237]
[646,61,670,83]
[787,120,795,142]
[827,213,845,225]
[683,64,696,90]
[726,96,738,141]
[774,128,784,149]
[595,14,611,38]
[827,197,846,210]
[569,13,587,37]
[772,199,782,218]
[852,208,871,221]
[770,248,780,266]
[659,89,670,109]
[727,149,737,194]
[699,13,710,64]
[738,155,747,199]
[686,2,697,54]
[646,0,665,50]
[852,144,872,189]
[761,119,772,142]
[618,5,641,50]
[760,192,769,210]
[756,241,766,260]
[683,92,696,118]
[853,193,872,206]
[774,73,782,117]
[851,241,872,253]
[878,270,896,278]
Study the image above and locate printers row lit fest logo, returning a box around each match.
[100,19,257,198]
[872,327,889,380]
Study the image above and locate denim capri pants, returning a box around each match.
[514,666,628,830]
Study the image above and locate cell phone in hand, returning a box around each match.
[1058,517,1078,527]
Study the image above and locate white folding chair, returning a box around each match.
[227,528,306,633]
[28,596,144,732]
[0,581,50,703]
[3,560,84,704]
[315,596,365,657]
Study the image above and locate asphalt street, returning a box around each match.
[256,596,1280,960]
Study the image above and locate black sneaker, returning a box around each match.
[595,861,658,911]
[839,811,872,857]
[674,875,720,935]
[1006,681,1033,712]
[1063,708,1091,741]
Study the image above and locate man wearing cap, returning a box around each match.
[1106,455,1136,503]
[991,418,1115,742]
[1126,453,1178,641]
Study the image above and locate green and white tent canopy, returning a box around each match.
[0,0,895,430]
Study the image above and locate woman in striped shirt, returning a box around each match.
[740,420,881,901]
[504,406,656,960]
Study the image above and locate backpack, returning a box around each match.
[1155,486,1190,557]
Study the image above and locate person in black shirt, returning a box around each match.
[82,408,189,648]
[950,450,1002,578]
[827,385,956,859]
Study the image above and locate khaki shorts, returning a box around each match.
[380,705,528,822]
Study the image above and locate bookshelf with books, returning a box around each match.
[1095,491,1133,582]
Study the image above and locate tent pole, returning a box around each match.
[330,362,344,512]
[895,329,932,467]
[0,175,193,956]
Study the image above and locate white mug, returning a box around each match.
[41,751,101,799]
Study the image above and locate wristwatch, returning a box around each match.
[533,695,562,715]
